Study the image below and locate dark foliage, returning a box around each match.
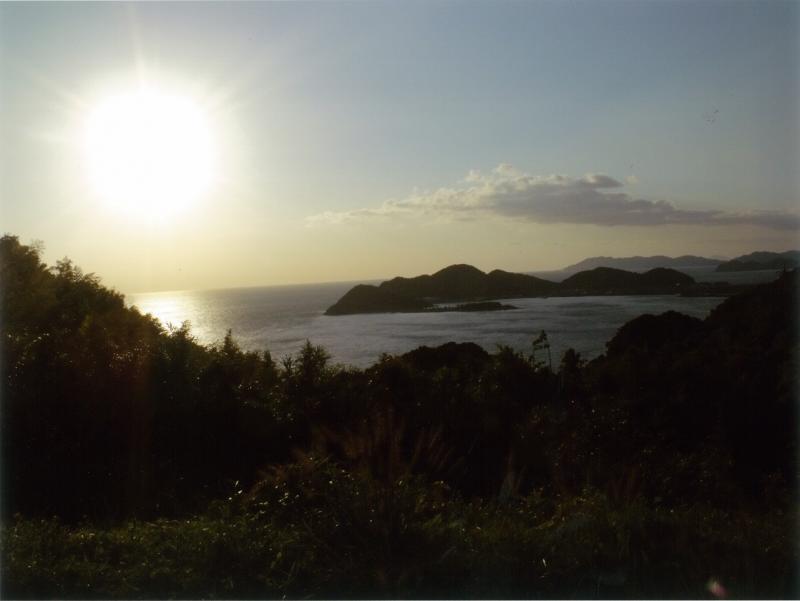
[1,236,290,519]
[1,235,797,598]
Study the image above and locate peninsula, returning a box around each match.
[323,282,517,315]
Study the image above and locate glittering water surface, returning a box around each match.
[126,274,755,368]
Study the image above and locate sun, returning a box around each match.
[83,86,216,221]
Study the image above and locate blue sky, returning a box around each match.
[1,1,798,291]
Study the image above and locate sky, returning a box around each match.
[1,1,798,293]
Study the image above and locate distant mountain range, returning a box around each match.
[562,251,800,273]
[562,255,721,272]
[326,264,702,315]
[715,250,800,272]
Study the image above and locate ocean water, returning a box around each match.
[127,266,781,368]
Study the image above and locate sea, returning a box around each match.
[127,267,782,368]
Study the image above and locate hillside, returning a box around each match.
[324,284,430,315]
[715,250,800,272]
[2,235,796,599]
[563,254,721,272]
[590,269,798,489]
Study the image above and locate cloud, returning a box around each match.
[307,165,799,230]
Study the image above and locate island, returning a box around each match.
[324,263,734,315]
[558,266,695,294]
[426,301,518,312]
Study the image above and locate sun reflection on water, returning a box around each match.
[129,291,216,343]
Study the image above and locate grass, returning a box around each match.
[3,473,795,599]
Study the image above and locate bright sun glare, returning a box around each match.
[83,87,216,221]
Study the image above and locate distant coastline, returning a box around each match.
[325,264,748,315]
[561,254,722,272]
[714,250,800,272]
[559,250,799,274]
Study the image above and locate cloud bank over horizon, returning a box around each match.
[307,165,800,231]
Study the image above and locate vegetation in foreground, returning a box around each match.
[1,235,797,598]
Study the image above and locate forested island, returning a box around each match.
[326,263,747,315]
[1,235,797,599]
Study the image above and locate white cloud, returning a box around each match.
[307,165,800,230]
